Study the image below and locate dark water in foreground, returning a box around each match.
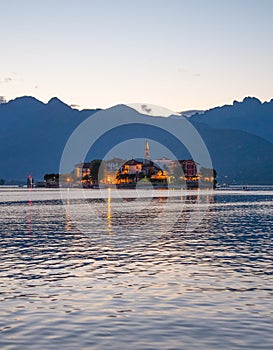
[0,189,273,350]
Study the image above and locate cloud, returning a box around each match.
[0,77,12,84]
[0,96,7,104]
[141,104,152,114]
[70,104,80,109]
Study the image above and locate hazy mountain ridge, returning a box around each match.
[0,96,100,180]
[0,96,273,184]
[190,97,273,144]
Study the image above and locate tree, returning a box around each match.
[44,173,59,188]
[200,167,217,189]
[90,159,106,184]
[44,173,59,181]
[173,163,184,182]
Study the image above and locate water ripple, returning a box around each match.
[0,190,273,349]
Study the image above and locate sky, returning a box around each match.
[1,0,273,111]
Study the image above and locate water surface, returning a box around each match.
[0,189,273,349]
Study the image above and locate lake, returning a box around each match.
[0,188,273,349]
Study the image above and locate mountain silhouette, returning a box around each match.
[190,97,273,144]
[0,96,273,184]
[0,96,100,181]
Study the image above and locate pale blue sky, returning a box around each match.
[1,0,273,111]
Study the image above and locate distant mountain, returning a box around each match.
[84,105,273,185]
[190,97,273,144]
[0,96,100,180]
[191,122,273,184]
[0,96,273,184]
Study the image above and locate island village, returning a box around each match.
[37,140,216,189]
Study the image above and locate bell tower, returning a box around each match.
[144,139,151,164]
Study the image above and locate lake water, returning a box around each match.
[0,188,273,350]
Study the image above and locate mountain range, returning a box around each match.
[0,97,99,182]
[190,97,273,144]
[0,96,273,184]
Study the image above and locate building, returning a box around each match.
[116,158,168,187]
[172,159,200,188]
[70,141,212,189]
[27,175,34,188]
[179,160,198,177]
[116,140,168,187]
[121,158,143,175]
[144,139,151,164]
[74,162,91,180]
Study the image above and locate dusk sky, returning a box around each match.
[1,0,273,111]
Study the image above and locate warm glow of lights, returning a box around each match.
[65,193,72,231]
[107,188,112,234]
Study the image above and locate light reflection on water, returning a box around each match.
[0,189,273,350]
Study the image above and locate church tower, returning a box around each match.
[144,139,151,164]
